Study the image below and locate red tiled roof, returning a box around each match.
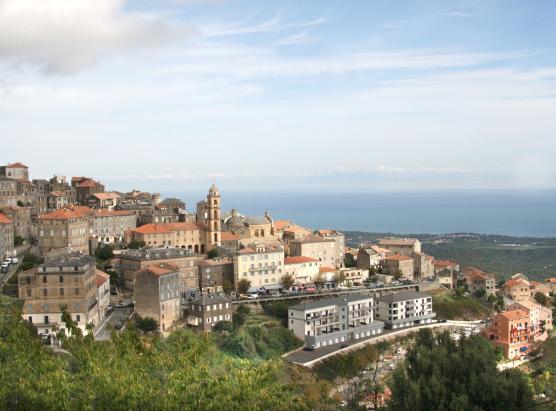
[77,179,99,188]
[132,222,202,235]
[142,263,178,277]
[38,209,88,220]
[500,310,528,321]
[0,212,13,224]
[435,259,457,267]
[464,267,493,281]
[93,209,133,217]
[504,278,526,288]
[285,256,319,265]
[221,231,240,241]
[273,220,290,230]
[546,278,556,284]
[6,162,28,168]
[91,192,120,200]
[95,269,110,287]
[319,266,336,273]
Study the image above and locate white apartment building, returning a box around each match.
[233,243,285,289]
[375,291,435,329]
[283,256,320,285]
[288,294,384,348]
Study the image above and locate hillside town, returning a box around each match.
[1,161,555,368]
[1,160,555,411]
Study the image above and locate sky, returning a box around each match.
[1,0,556,192]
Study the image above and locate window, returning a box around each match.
[42,275,47,283]
[75,288,80,295]
[28,316,32,323]
[44,316,49,324]
[60,288,64,296]
[43,288,48,297]
[76,315,80,322]
[59,275,64,283]
[26,289,31,297]
[26,277,31,285]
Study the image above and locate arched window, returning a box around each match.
[213,221,218,230]
[188,245,192,250]
[201,244,205,254]
[194,245,199,253]
[214,233,218,242]
[260,230,265,237]
[213,210,218,219]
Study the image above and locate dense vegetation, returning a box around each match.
[345,231,556,281]
[0,296,332,410]
[432,293,491,320]
[388,329,534,410]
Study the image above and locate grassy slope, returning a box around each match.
[432,292,491,321]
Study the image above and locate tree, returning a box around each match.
[281,274,295,289]
[95,244,114,261]
[454,287,465,297]
[135,316,158,333]
[236,304,251,315]
[238,278,251,294]
[344,253,356,268]
[222,278,234,294]
[473,288,486,299]
[387,329,534,410]
[535,292,549,306]
[314,272,325,289]
[14,235,24,247]
[16,200,24,207]
[17,254,43,272]
[127,240,145,249]
[333,271,346,286]
[213,321,234,333]
[393,270,403,281]
[207,249,218,259]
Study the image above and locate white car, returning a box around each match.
[10,257,19,264]
[247,293,258,299]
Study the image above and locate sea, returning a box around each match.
[162,190,556,238]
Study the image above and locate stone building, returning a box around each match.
[464,267,496,296]
[0,206,32,241]
[220,231,240,252]
[357,244,389,270]
[0,212,14,259]
[128,185,222,254]
[0,177,17,207]
[96,269,111,320]
[114,247,200,295]
[18,252,101,337]
[158,198,185,211]
[186,294,232,332]
[289,235,338,269]
[378,238,421,257]
[234,243,285,289]
[38,209,90,255]
[86,192,121,209]
[198,257,234,294]
[137,208,180,226]
[315,229,345,268]
[134,263,181,333]
[90,209,137,244]
[72,177,105,205]
[380,255,414,279]
[411,252,435,279]
[0,162,29,180]
[47,191,71,211]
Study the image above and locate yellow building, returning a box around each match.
[233,243,284,289]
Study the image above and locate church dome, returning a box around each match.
[209,184,219,196]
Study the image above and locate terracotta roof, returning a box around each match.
[142,263,178,277]
[546,278,556,284]
[91,192,120,201]
[504,278,527,288]
[435,259,457,267]
[95,269,110,287]
[385,255,413,261]
[319,266,336,273]
[93,209,133,217]
[273,220,290,230]
[71,176,89,183]
[509,300,539,312]
[49,191,66,197]
[464,267,494,281]
[283,225,309,233]
[499,310,528,321]
[285,256,320,265]
[221,231,240,241]
[294,234,335,244]
[38,209,88,220]
[6,162,28,168]
[77,179,99,188]
[132,222,202,235]
[0,212,13,224]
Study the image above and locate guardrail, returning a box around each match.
[231,284,419,304]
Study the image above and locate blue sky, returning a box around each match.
[0,0,555,192]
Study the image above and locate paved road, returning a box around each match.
[94,307,133,340]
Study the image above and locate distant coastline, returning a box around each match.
[163,190,556,238]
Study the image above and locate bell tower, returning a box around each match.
[207,184,221,251]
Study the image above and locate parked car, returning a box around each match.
[10,257,19,264]
[303,344,316,351]
[270,290,281,297]
[1,266,8,273]
[247,293,258,299]
[305,286,317,293]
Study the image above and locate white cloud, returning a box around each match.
[0,0,176,73]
